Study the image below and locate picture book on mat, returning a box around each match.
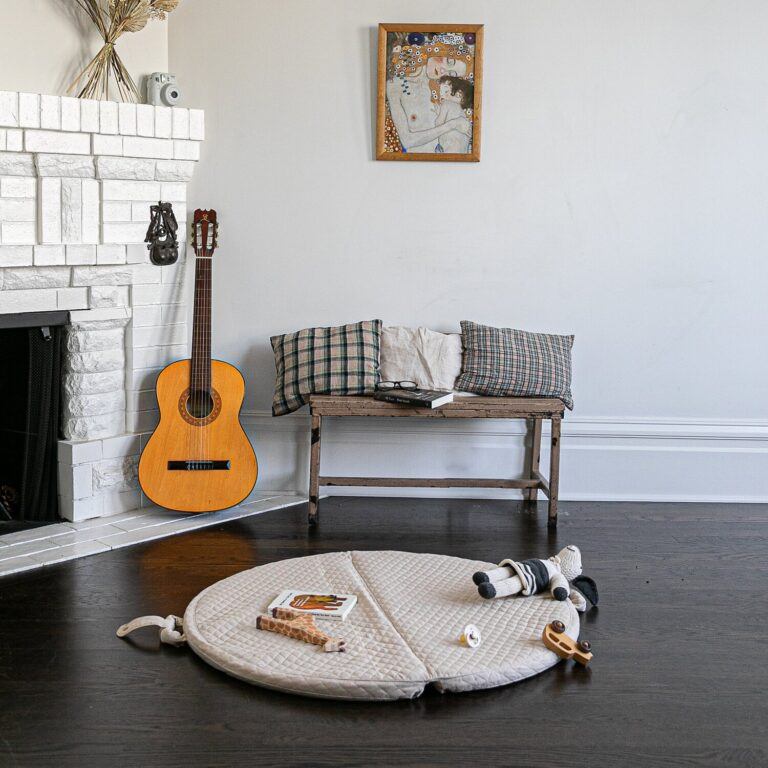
[267,590,358,621]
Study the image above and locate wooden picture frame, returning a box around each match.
[376,23,484,162]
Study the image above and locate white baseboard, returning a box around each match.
[242,410,768,503]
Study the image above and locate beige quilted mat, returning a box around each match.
[184,551,579,701]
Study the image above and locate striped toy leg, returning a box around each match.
[479,574,524,599]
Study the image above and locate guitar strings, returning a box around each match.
[208,223,213,463]
[209,225,214,461]
[200,222,206,464]
[205,220,210,464]
[194,221,202,467]
[189,228,195,461]
[203,218,213,464]
[195,228,202,466]
[204,221,210,463]
[189,216,214,468]
[189,224,194,468]
[196,226,200,466]
[201,223,204,466]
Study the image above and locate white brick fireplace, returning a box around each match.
[0,91,204,522]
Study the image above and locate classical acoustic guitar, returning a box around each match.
[139,209,257,512]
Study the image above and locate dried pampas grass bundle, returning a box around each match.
[68,0,181,102]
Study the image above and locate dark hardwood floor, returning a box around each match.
[0,497,766,768]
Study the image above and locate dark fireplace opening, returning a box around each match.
[0,311,67,532]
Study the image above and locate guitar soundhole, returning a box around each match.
[186,390,214,419]
[178,387,222,426]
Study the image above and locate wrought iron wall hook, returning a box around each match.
[145,201,180,266]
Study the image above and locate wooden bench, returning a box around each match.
[307,395,565,528]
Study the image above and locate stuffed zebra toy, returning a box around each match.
[472,545,598,612]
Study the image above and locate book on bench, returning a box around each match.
[373,388,454,409]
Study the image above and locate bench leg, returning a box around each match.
[548,417,561,528]
[524,418,543,503]
[308,414,322,526]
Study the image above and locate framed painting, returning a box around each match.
[376,23,484,162]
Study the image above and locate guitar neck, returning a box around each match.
[190,253,212,393]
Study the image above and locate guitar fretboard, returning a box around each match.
[190,254,212,393]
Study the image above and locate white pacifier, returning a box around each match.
[459,624,481,648]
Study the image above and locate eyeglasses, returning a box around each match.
[376,380,418,391]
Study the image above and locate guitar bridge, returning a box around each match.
[168,460,231,471]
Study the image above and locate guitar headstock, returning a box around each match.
[191,209,218,257]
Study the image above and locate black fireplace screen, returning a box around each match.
[0,325,63,523]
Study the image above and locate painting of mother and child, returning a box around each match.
[377,24,483,162]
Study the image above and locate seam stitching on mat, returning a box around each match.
[186,556,429,687]
[182,554,579,693]
[348,551,432,680]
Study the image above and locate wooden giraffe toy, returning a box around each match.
[256,607,348,653]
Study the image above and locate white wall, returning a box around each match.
[0,0,168,96]
[160,0,768,502]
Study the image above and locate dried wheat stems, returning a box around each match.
[68,0,181,102]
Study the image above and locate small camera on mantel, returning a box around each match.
[146,73,182,106]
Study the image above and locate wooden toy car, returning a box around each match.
[541,619,593,666]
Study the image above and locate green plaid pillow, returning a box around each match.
[271,320,382,416]
[456,321,574,408]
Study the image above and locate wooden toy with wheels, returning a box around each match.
[542,619,593,666]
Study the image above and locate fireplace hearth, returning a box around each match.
[0,311,67,528]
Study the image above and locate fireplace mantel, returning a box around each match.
[0,91,204,521]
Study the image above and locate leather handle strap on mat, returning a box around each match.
[117,615,187,646]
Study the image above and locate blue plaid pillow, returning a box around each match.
[456,321,574,408]
[271,320,382,416]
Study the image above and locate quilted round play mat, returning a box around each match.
[120,550,580,701]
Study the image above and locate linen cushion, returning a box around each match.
[456,321,574,408]
[379,326,462,391]
[270,320,382,416]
